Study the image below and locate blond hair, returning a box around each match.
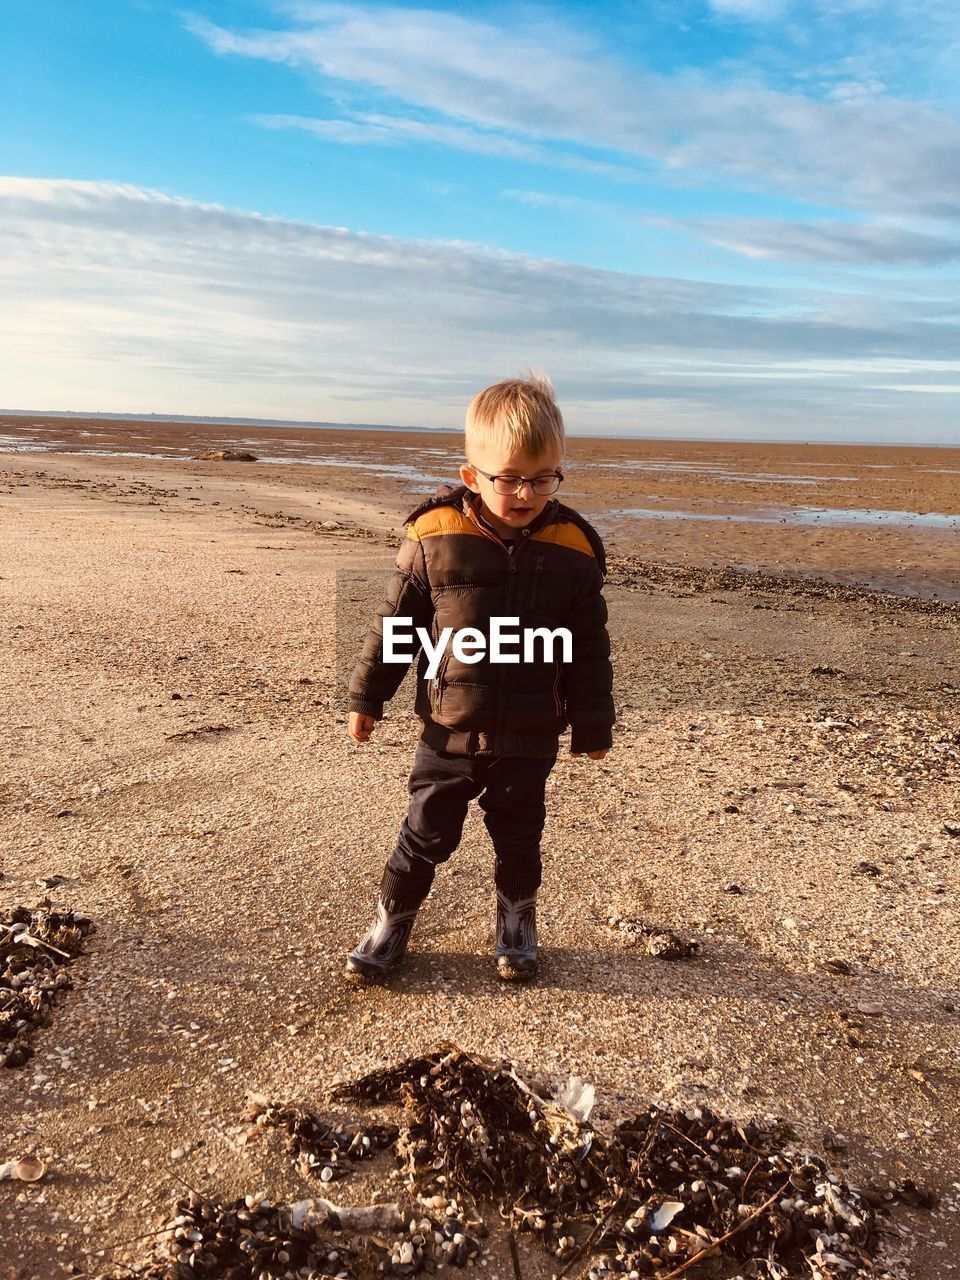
[465,372,565,457]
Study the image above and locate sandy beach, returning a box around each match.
[2,416,959,1279]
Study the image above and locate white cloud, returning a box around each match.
[710,0,949,20]
[660,215,960,265]
[500,189,602,212]
[1,177,958,441]
[187,5,960,217]
[252,113,644,180]
[500,194,960,269]
[709,0,788,20]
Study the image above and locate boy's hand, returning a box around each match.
[348,712,377,743]
[572,748,609,760]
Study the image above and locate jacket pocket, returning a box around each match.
[431,652,450,714]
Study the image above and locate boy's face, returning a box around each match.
[460,439,563,535]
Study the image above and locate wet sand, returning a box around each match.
[1,418,959,1278]
[3,413,958,600]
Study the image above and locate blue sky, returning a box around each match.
[2,0,959,441]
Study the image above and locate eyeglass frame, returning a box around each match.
[467,464,565,496]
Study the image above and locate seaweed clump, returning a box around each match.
[0,901,94,1067]
[118,1048,925,1280]
[332,1048,907,1280]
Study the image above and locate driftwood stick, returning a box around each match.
[739,1156,763,1200]
[656,1179,790,1280]
[508,1230,524,1280]
[16,932,73,959]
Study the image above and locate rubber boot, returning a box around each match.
[494,889,538,981]
[344,896,419,979]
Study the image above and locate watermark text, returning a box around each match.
[383,616,571,678]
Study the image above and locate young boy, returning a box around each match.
[345,375,614,981]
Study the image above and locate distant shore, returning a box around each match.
[1,407,958,447]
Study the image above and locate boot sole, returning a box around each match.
[344,956,398,981]
[496,958,538,982]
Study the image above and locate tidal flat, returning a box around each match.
[1,417,958,1278]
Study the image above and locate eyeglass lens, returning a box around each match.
[492,474,561,495]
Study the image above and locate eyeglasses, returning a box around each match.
[469,465,564,496]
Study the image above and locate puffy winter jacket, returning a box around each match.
[348,484,615,757]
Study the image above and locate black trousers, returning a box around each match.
[380,740,557,908]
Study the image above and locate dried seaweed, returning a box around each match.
[122,1048,926,1280]
[129,1190,361,1279]
[334,1048,910,1279]
[243,1094,398,1183]
[0,900,94,1067]
[598,1106,887,1279]
[116,1189,485,1279]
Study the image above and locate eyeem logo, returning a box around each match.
[383,616,572,679]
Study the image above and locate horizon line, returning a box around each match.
[0,407,956,451]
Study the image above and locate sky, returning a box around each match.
[2,1,959,442]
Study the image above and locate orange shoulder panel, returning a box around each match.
[530,521,595,558]
[408,507,484,541]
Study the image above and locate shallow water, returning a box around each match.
[581,459,872,485]
[0,439,68,453]
[0,439,458,486]
[607,504,960,530]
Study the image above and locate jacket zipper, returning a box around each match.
[499,547,518,741]
[529,553,544,609]
[467,512,529,743]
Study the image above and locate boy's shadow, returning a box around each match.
[386,946,664,996]
[361,942,958,1034]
